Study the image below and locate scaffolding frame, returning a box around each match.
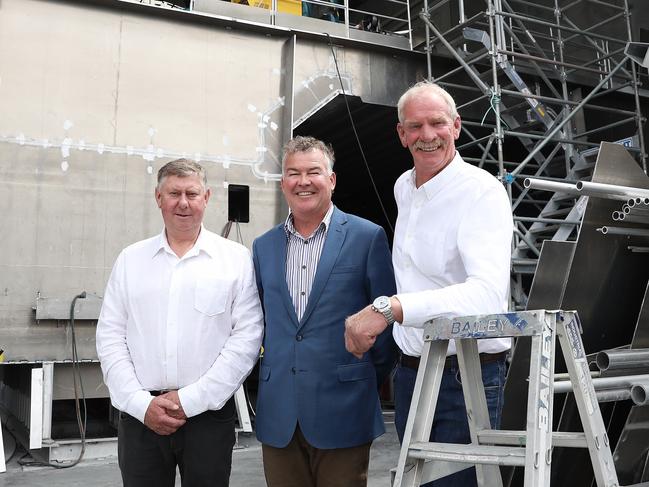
[419,0,646,309]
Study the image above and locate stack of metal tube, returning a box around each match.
[553,348,649,405]
[524,177,649,239]
[611,196,649,224]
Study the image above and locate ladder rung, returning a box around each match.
[476,430,588,448]
[408,441,526,467]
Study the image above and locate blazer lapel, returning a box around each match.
[298,208,348,328]
[270,225,300,327]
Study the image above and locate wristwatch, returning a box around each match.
[372,296,395,325]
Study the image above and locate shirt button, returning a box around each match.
[304,240,309,245]
[296,334,303,341]
[301,265,307,270]
[300,291,306,296]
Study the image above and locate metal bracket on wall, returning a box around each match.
[34,295,102,321]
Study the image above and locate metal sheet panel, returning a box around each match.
[551,143,649,486]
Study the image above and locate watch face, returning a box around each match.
[373,296,390,310]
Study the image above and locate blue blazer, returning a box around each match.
[252,207,397,449]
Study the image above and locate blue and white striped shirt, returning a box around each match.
[284,205,334,321]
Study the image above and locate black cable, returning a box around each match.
[23,292,88,469]
[324,33,395,237]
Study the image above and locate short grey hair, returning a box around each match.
[157,158,207,189]
[397,81,458,123]
[282,136,335,174]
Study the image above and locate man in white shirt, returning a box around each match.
[96,158,264,487]
[345,81,513,487]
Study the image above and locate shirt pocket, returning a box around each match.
[409,229,449,278]
[194,277,229,316]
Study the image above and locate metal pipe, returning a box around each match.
[631,383,649,405]
[495,10,627,45]
[433,52,491,84]
[624,0,647,173]
[457,135,493,151]
[563,12,625,45]
[500,19,562,98]
[418,12,490,94]
[497,48,614,76]
[503,131,600,148]
[554,374,649,394]
[513,228,541,257]
[512,143,564,212]
[486,0,506,186]
[628,246,649,253]
[523,177,579,194]
[576,180,649,200]
[424,0,431,80]
[515,216,579,225]
[478,134,496,169]
[597,226,649,237]
[456,93,490,112]
[566,46,626,73]
[596,349,649,371]
[573,116,638,140]
[596,388,632,403]
[629,206,649,216]
[511,57,627,177]
[619,213,649,225]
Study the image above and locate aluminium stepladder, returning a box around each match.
[393,310,620,487]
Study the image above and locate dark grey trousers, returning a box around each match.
[118,398,236,487]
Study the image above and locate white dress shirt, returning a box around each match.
[393,152,513,357]
[96,227,264,423]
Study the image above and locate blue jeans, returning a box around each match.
[394,357,506,487]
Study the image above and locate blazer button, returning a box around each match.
[291,367,296,374]
[296,334,303,341]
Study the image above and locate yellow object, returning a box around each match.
[0,349,4,362]
[278,0,301,15]
[231,0,301,15]
[232,0,270,9]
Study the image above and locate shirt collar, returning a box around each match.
[152,225,212,258]
[284,204,335,239]
[410,152,463,200]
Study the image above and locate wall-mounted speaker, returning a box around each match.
[228,184,250,223]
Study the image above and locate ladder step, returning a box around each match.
[408,441,526,467]
[476,430,588,448]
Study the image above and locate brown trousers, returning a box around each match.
[262,425,372,487]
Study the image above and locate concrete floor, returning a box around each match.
[0,414,399,487]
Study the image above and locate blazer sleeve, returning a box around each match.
[364,226,398,387]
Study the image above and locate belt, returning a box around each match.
[399,351,507,371]
[148,390,171,396]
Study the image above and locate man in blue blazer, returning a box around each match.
[253,136,397,487]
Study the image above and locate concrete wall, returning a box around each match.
[0,0,422,361]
